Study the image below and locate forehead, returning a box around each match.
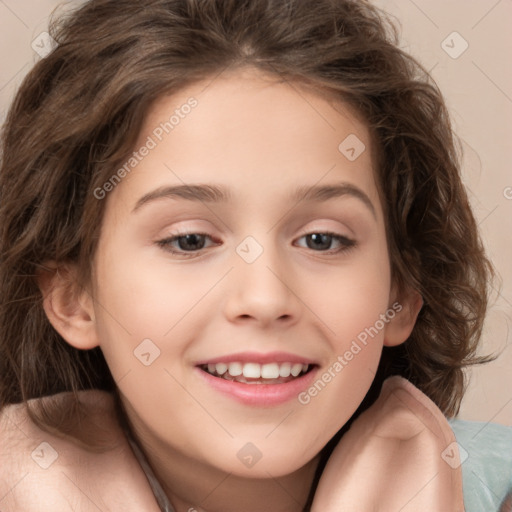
[138,66,371,152]
[112,66,381,218]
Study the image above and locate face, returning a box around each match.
[86,67,406,477]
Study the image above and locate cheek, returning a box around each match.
[91,245,204,378]
[310,250,391,348]
[296,250,390,424]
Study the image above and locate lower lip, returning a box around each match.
[195,366,319,406]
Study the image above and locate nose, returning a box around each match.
[222,238,301,328]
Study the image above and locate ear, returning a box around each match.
[383,287,423,347]
[37,262,99,350]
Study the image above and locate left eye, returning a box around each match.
[157,231,355,256]
[295,232,356,252]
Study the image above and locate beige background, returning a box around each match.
[0,0,510,425]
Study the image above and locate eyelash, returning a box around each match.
[156,231,356,258]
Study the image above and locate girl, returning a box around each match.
[0,0,510,510]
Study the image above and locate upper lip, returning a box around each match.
[195,351,318,366]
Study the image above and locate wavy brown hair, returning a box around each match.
[0,0,494,454]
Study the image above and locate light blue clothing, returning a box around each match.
[129,420,512,512]
[449,419,512,511]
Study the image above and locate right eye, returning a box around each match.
[156,232,219,257]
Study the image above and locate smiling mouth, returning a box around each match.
[198,361,313,384]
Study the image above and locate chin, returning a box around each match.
[205,443,320,479]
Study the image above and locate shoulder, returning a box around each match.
[0,390,160,511]
[449,418,512,512]
[0,389,122,465]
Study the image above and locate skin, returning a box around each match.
[36,66,421,512]
[0,391,162,512]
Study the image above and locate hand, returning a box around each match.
[311,376,465,512]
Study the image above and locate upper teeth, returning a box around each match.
[206,362,309,379]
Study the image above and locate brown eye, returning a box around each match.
[296,232,356,253]
[157,232,217,256]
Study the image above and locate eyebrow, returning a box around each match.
[132,182,376,218]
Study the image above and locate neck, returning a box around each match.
[150,441,320,512]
